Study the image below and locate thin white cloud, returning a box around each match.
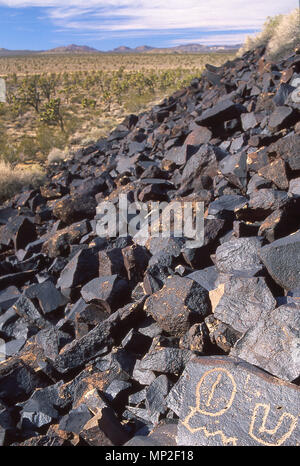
[170,33,252,46]
[0,0,297,42]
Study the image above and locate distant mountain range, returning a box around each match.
[0,43,241,56]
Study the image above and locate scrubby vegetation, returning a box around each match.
[0,53,235,167]
[239,9,300,59]
[0,160,45,204]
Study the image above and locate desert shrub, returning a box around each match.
[268,9,300,59]
[36,126,68,156]
[18,135,39,161]
[0,160,45,204]
[47,147,67,164]
[239,9,300,59]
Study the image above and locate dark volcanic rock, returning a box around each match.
[57,248,99,289]
[53,195,97,224]
[232,304,300,382]
[0,216,36,251]
[175,356,300,446]
[81,275,129,313]
[144,276,211,336]
[215,237,262,274]
[258,158,289,190]
[125,420,178,446]
[196,100,245,128]
[213,276,276,333]
[139,348,191,374]
[268,106,296,131]
[259,231,300,291]
[24,281,68,315]
[268,134,300,171]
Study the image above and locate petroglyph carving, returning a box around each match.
[249,403,298,446]
[182,368,238,445]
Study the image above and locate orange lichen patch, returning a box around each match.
[247,147,266,166]
[280,68,294,84]
[42,221,88,257]
[47,424,72,441]
[161,159,176,171]
[72,372,111,409]
[258,158,288,190]
[107,183,135,202]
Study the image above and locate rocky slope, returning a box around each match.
[0,45,299,446]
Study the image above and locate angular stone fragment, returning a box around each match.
[53,195,97,225]
[175,356,300,446]
[0,216,36,251]
[214,276,276,333]
[74,304,107,339]
[164,144,194,166]
[241,189,289,221]
[187,266,219,292]
[145,375,170,416]
[268,134,300,171]
[273,83,295,106]
[0,358,48,403]
[121,244,149,282]
[258,158,289,190]
[205,315,242,353]
[289,178,300,196]
[144,276,211,336]
[53,317,117,373]
[241,112,257,131]
[257,206,300,243]
[104,379,131,403]
[179,322,211,353]
[268,106,295,131]
[139,348,191,374]
[219,151,247,190]
[215,237,262,274]
[57,248,99,289]
[247,174,271,195]
[24,281,68,315]
[35,327,72,360]
[196,100,245,127]
[138,182,171,202]
[42,221,90,258]
[98,248,125,278]
[143,264,173,294]
[232,304,300,381]
[185,126,212,145]
[19,384,64,430]
[81,409,129,446]
[81,275,129,313]
[0,286,20,311]
[59,404,93,435]
[259,231,300,291]
[247,147,269,173]
[180,144,225,192]
[125,420,178,447]
[208,195,247,218]
[12,295,47,329]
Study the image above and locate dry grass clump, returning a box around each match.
[238,9,300,59]
[47,147,68,164]
[0,160,45,204]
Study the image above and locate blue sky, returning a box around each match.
[0,1,298,51]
